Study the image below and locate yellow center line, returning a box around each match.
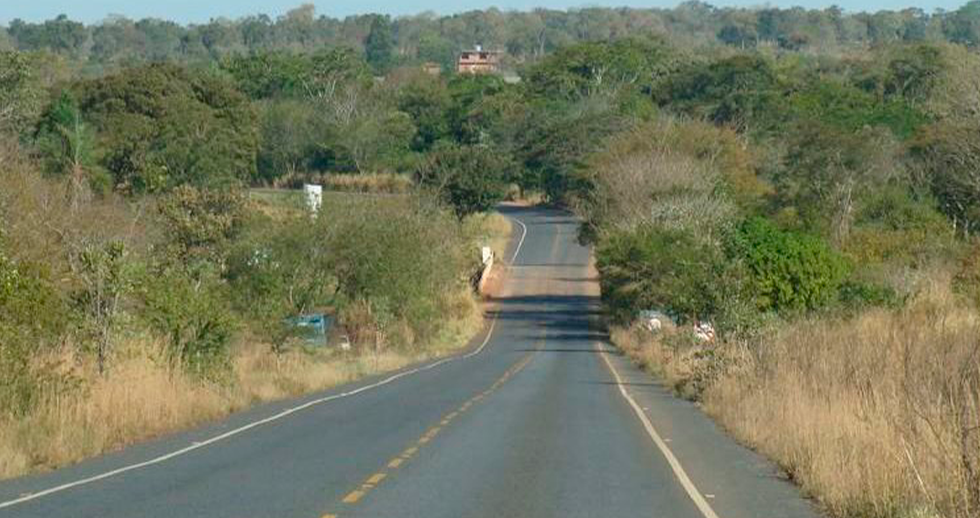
[341,490,365,504]
[332,349,538,514]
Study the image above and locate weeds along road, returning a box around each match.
[0,206,818,518]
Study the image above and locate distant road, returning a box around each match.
[0,206,818,518]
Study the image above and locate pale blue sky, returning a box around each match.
[0,0,971,25]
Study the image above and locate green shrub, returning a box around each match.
[596,225,730,324]
[728,217,849,313]
[0,251,67,417]
[417,143,510,219]
[322,195,470,345]
[838,280,901,310]
[139,265,235,378]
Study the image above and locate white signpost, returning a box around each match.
[303,184,322,215]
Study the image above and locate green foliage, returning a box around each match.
[0,248,66,417]
[445,74,509,144]
[139,265,235,377]
[515,99,629,200]
[777,122,900,241]
[33,91,103,187]
[255,99,318,184]
[226,213,334,352]
[525,38,679,100]
[156,185,247,268]
[71,240,131,373]
[728,218,849,313]
[221,51,311,100]
[418,144,510,218]
[789,80,926,139]
[910,121,980,235]
[596,225,733,324]
[365,15,395,75]
[397,74,451,151]
[838,280,900,310]
[657,54,785,132]
[0,50,42,136]
[322,196,469,344]
[74,63,257,193]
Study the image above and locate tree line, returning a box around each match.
[3,1,980,74]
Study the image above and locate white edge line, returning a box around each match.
[509,216,528,264]
[0,214,529,510]
[595,341,722,518]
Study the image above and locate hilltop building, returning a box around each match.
[457,45,500,74]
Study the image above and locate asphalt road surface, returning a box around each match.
[0,205,819,518]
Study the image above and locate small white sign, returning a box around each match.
[303,184,322,214]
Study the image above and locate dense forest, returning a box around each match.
[2,1,980,72]
[1,3,980,518]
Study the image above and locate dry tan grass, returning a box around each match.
[0,212,502,481]
[614,281,980,518]
[0,326,481,480]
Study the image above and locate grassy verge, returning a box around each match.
[611,282,980,518]
[0,213,511,481]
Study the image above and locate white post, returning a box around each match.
[481,246,493,265]
[303,184,322,215]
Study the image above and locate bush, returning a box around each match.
[953,243,980,306]
[139,266,236,378]
[417,143,510,218]
[0,251,67,417]
[322,195,472,346]
[596,225,731,324]
[838,280,900,310]
[728,217,849,313]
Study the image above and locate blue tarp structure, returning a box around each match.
[287,313,334,347]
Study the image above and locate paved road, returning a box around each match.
[0,206,818,518]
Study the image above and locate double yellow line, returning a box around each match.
[323,352,536,518]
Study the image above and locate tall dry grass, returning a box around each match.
[0,319,481,480]
[614,281,980,518]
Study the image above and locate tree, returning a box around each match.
[73,63,257,193]
[418,144,510,218]
[911,122,980,236]
[226,213,334,355]
[0,50,41,136]
[156,185,247,270]
[34,92,103,201]
[780,123,900,243]
[525,38,679,101]
[365,15,395,75]
[73,240,129,375]
[596,225,730,323]
[221,51,311,99]
[397,73,451,151]
[657,53,784,134]
[727,218,848,313]
[256,99,317,183]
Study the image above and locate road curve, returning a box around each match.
[0,206,819,518]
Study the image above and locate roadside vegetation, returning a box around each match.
[2,5,980,517]
[568,37,980,518]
